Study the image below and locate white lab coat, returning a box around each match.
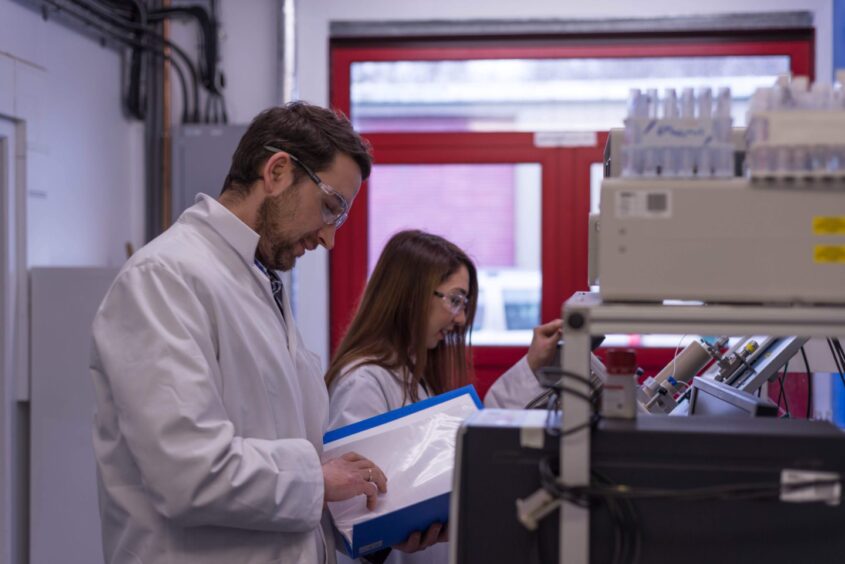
[91,194,334,564]
[327,356,540,564]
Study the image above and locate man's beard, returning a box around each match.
[255,187,301,271]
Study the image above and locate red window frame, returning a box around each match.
[329,33,814,397]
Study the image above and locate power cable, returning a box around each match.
[39,0,194,123]
[800,346,812,419]
[66,0,201,121]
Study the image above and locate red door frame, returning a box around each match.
[328,34,815,393]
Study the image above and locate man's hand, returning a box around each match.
[526,319,563,373]
[393,521,449,553]
[322,452,387,511]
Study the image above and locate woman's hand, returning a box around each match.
[393,521,449,553]
[526,319,563,373]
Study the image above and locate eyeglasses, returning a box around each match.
[433,290,469,316]
[264,145,350,228]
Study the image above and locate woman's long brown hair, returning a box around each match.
[325,230,478,404]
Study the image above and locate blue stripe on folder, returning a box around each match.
[352,492,451,557]
[323,384,482,444]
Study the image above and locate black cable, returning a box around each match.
[146,3,228,124]
[778,360,791,418]
[115,2,189,124]
[147,6,218,92]
[95,0,135,18]
[832,338,845,387]
[529,366,598,409]
[618,489,642,564]
[538,457,591,509]
[537,366,595,387]
[70,0,199,89]
[547,414,602,439]
[211,92,227,124]
[129,0,215,124]
[552,384,595,405]
[98,0,201,122]
[596,484,626,564]
[203,91,210,123]
[543,392,600,438]
[800,346,812,419]
[39,0,194,123]
[592,470,641,564]
[66,0,201,121]
[121,0,190,124]
[587,481,829,502]
[531,369,618,560]
[541,458,843,505]
[537,431,840,564]
[826,337,845,431]
[826,339,841,374]
[123,0,146,120]
[611,489,641,564]
[538,455,842,561]
[827,338,845,390]
[605,496,624,564]
[533,366,601,440]
[835,341,843,366]
[834,341,845,371]
[551,475,842,504]
[834,338,845,362]
[215,92,229,124]
[208,1,226,120]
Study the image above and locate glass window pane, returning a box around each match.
[368,163,541,346]
[351,56,790,133]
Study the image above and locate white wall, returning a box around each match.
[0,0,282,271]
[294,0,834,366]
[0,0,144,267]
[0,2,144,562]
[169,0,280,127]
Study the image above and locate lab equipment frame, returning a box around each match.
[559,291,845,564]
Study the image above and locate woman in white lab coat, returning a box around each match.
[325,229,562,564]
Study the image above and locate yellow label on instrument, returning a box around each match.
[813,217,845,235]
[814,245,845,263]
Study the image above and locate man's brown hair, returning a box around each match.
[221,101,372,196]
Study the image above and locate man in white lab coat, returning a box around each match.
[90,102,387,564]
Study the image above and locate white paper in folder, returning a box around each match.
[322,385,482,558]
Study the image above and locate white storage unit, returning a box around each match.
[29,268,117,564]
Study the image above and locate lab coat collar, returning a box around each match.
[187,194,298,356]
[189,193,260,266]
